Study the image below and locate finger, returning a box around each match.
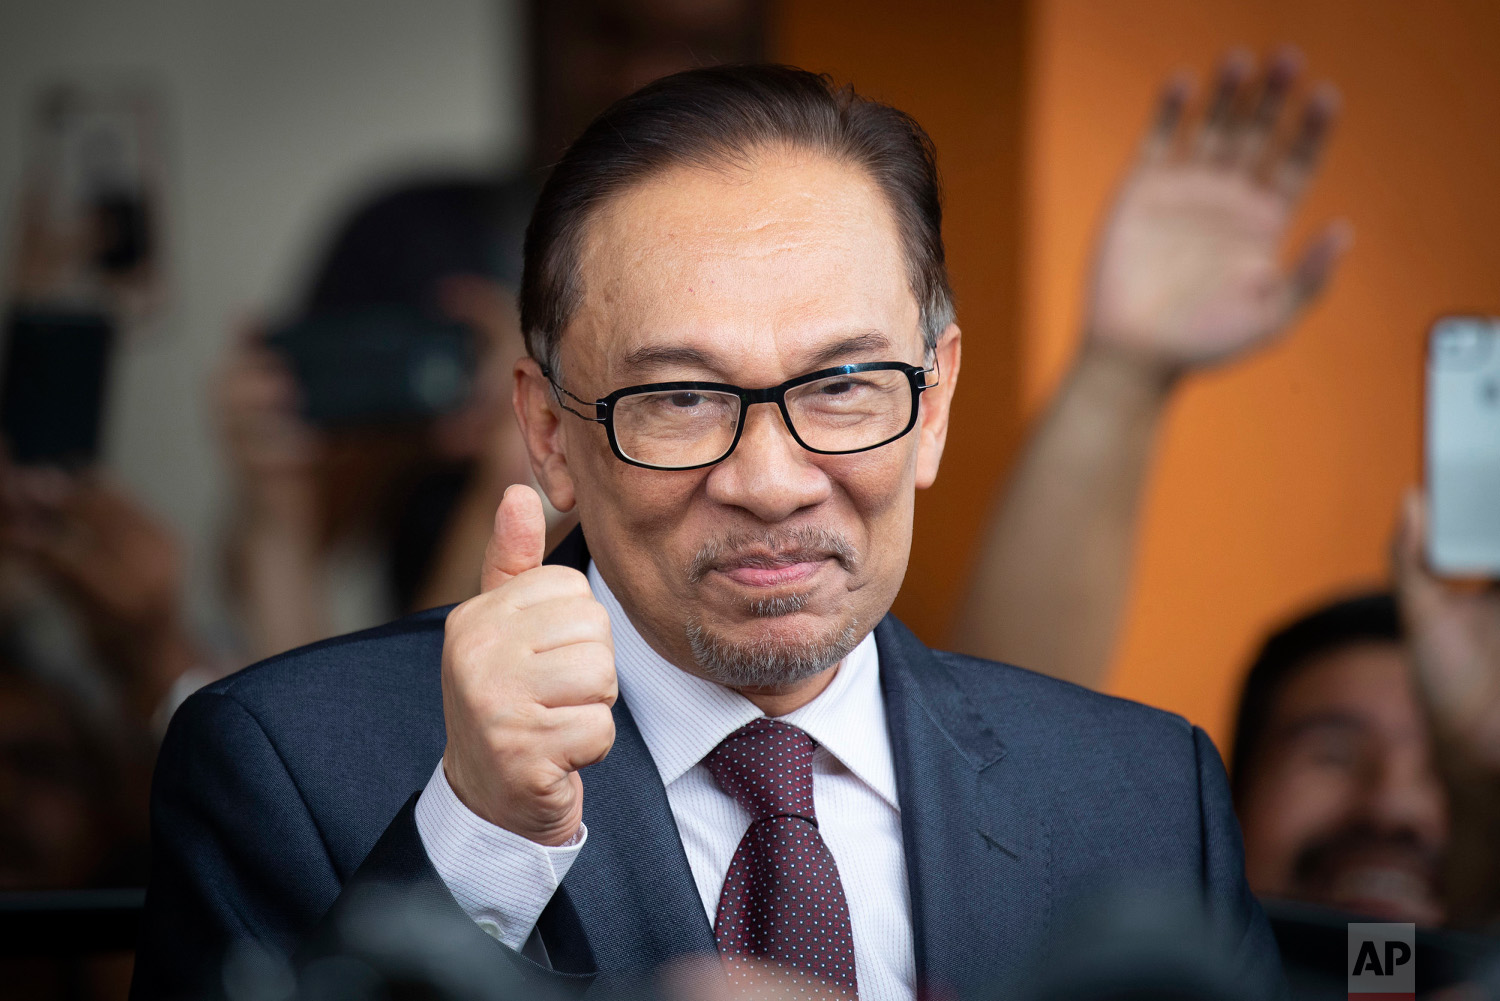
[523,643,618,708]
[12,466,77,514]
[1393,488,1427,582]
[510,592,613,654]
[1282,219,1353,316]
[1193,49,1254,161]
[542,702,616,771]
[1269,83,1340,201]
[467,564,593,614]
[481,484,550,591]
[1138,73,1193,165]
[1233,46,1303,168]
[217,372,306,443]
[1392,488,1448,619]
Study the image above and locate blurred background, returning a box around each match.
[2,0,1499,998]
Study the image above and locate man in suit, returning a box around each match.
[135,65,1288,1000]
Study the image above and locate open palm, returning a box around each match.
[1088,52,1348,370]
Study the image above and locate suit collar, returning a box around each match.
[543,526,717,970]
[544,528,1052,994]
[876,616,1052,998]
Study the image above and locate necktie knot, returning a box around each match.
[704,717,817,823]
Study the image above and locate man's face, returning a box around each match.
[1237,642,1449,924]
[516,148,960,688]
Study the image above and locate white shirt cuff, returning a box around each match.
[413,759,587,950]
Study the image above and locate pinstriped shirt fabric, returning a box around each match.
[414,759,586,947]
[415,562,915,1000]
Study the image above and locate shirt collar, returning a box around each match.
[587,562,899,811]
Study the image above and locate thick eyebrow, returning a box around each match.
[620,345,717,374]
[805,330,894,368]
[619,330,896,379]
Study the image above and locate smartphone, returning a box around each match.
[265,306,476,428]
[1426,316,1500,576]
[28,84,162,284]
[0,308,115,467]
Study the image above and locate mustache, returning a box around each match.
[687,527,860,583]
[1291,823,1443,888]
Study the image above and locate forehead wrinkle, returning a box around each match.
[616,328,897,383]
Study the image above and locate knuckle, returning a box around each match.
[583,600,611,634]
[584,702,615,733]
[535,565,590,593]
[583,655,618,699]
[585,708,616,758]
[516,764,560,802]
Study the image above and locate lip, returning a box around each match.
[717,558,831,588]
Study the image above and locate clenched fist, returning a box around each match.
[440,484,617,845]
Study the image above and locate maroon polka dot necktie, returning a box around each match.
[704,717,858,998]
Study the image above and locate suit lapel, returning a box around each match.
[877,617,1053,1001]
[539,532,1050,989]
[538,527,717,973]
[551,695,717,971]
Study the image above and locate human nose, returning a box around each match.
[704,402,831,522]
[1358,748,1449,844]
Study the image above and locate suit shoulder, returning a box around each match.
[929,647,1198,747]
[199,605,452,719]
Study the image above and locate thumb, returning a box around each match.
[481,484,547,591]
[1392,488,1444,627]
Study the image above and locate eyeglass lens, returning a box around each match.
[611,368,915,468]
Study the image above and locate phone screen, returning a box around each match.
[1426,316,1500,576]
[0,308,115,467]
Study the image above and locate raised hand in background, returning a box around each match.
[215,322,330,661]
[956,49,1346,687]
[1394,492,1500,769]
[1392,491,1500,928]
[1088,48,1348,371]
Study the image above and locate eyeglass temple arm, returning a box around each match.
[922,356,941,389]
[541,366,607,423]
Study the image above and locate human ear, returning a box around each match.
[513,356,577,512]
[914,324,961,490]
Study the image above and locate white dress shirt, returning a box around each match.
[415,562,915,1000]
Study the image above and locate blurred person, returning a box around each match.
[954,48,1349,688]
[1,101,209,734]
[0,662,148,891]
[216,176,549,661]
[1228,495,1500,933]
[134,66,1284,1001]
[0,463,209,732]
[0,663,148,1001]
[1229,591,1448,926]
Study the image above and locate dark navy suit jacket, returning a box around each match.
[133,529,1283,999]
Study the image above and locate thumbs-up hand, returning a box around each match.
[440,485,616,845]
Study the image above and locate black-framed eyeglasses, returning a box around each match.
[541,360,940,470]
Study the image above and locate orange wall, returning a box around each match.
[777,0,1500,752]
[1024,0,1500,749]
[774,0,1030,644]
